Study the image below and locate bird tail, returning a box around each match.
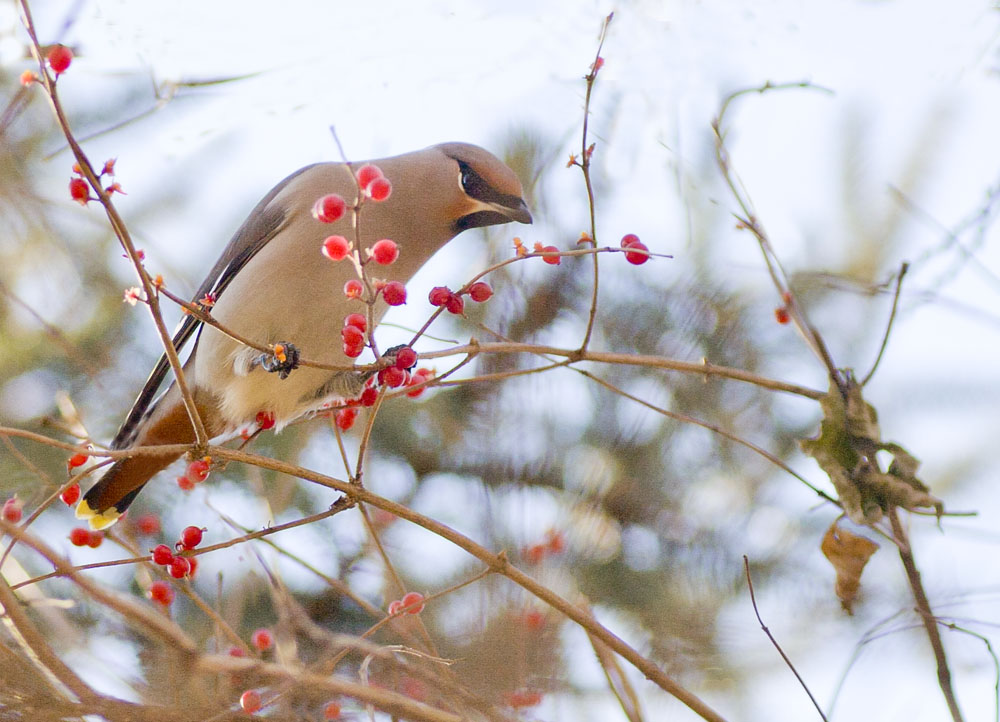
[76,384,214,529]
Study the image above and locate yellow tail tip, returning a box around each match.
[75,499,121,530]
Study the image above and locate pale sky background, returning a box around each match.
[4,1,1000,720]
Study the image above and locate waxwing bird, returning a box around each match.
[77,142,532,529]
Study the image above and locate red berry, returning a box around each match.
[341,324,365,348]
[186,556,198,578]
[468,281,493,303]
[152,544,174,565]
[240,690,262,714]
[359,386,379,407]
[774,307,791,325]
[251,628,273,651]
[400,591,425,614]
[321,235,350,261]
[322,700,342,719]
[255,410,275,430]
[620,233,641,248]
[228,646,247,657]
[428,286,452,307]
[367,177,392,201]
[69,177,89,205]
[46,45,73,74]
[186,459,210,483]
[444,293,464,315]
[342,341,364,359]
[522,610,545,630]
[312,193,347,223]
[69,527,90,546]
[343,313,367,332]
[624,241,650,265]
[2,497,23,523]
[134,513,160,535]
[60,483,81,506]
[180,525,204,550]
[334,407,358,431]
[506,689,543,708]
[370,238,399,265]
[524,544,546,564]
[378,366,407,388]
[388,600,403,615]
[394,346,417,369]
[382,281,406,306]
[540,245,561,265]
[176,475,195,491]
[169,556,190,578]
[405,369,433,398]
[356,163,383,190]
[67,451,89,469]
[149,580,174,606]
[86,530,103,548]
[343,279,363,299]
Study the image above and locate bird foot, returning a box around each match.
[258,342,300,379]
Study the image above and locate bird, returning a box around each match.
[76,142,532,529]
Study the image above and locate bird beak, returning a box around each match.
[498,198,533,225]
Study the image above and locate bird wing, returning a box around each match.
[110,164,322,449]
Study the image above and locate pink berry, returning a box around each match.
[359,387,379,407]
[312,193,347,223]
[179,525,204,550]
[468,282,493,303]
[322,700,342,719]
[343,313,367,332]
[382,281,406,306]
[367,177,392,202]
[46,45,73,74]
[134,513,161,535]
[370,239,399,265]
[255,410,275,430]
[240,690,262,714]
[152,544,174,565]
[540,245,561,265]
[321,235,350,261]
[169,557,190,578]
[344,279,363,299]
[186,459,210,483]
[400,591,425,614]
[444,293,464,315]
[149,581,174,606]
[69,527,90,546]
[356,163,383,190]
[176,475,195,491]
[428,286,452,307]
[334,407,358,431]
[394,346,417,369]
[69,177,89,205]
[86,531,103,549]
[2,497,23,523]
[620,233,641,248]
[624,241,650,265]
[251,628,273,651]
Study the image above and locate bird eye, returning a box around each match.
[459,166,472,192]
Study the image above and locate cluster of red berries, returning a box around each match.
[149,525,203,582]
[69,526,104,548]
[68,158,122,207]
[341,312,368,358]
[620,233,650,265]
[523,529,566,565]
[176,457,211,492]
[428,281,493,316]
[332,349,433,431]
[386,591,425,616]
